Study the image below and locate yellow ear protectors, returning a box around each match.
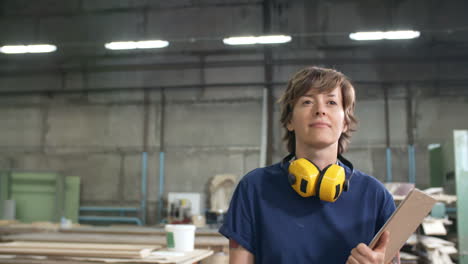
[286,155,353,202]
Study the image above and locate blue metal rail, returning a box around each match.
[79,215,142,226]
[79,206,142,226]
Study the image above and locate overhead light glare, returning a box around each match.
[350,30,420,41]
[223,36,257,45]
[223,35,292,45]
[136,40,169,49]
[256,35,292,44]
[349,31,385,41]
[105,40,169,50]
[384,30,420,40]
[0,44,57,54]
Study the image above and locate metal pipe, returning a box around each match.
[386,148,392,183]
[158,151,165,223]
[259,88,267,167]
[383,86,392,182]
[408,145,416,184]
[157,88,166,223]
[262,0,274,165]
[140,88,150,225]
[141,152,147,225]
[406,84,416,184]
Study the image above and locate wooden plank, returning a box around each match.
[2,241,160,251]
[0,249,213,264]
[67,249,214,263]
[0,247,150,259]
[2,232,228,247]
[59,226,222,236]
[0,256,104,264]
[369,188,437,264]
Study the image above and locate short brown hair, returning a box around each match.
[278,66,358,154]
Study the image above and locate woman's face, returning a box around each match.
[287,86,347,151]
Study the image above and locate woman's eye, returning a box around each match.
[303,100,312,105]
[328,100,337,105]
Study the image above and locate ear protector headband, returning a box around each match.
[283,153,354,202]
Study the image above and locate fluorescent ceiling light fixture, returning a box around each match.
[223,35,292,45]
[105,40,169,50]
[136,40,169,49]
[349,30,420,41]
[0,44,57,54]
[256,35,292,44]
[223,36,257,45]
[384,30,420,40]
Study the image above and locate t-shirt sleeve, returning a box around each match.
[218,178,256,254]
[375,188,396,234]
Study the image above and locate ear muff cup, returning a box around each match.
[288,159,347,202]
[288,158,320,198]
[315,164,346,202]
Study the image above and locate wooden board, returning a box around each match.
[0,249,213,264]
[2,232,228,247]
[0,242,160,259]
[59,226,222,236]
[67,249,213,263]
[369,188,437,264]
[1,241,159,251]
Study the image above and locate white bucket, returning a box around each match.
[165,224,196,252]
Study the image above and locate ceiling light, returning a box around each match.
[350,30,420,41]
[256,35,292,44]
[349,32,385,41]
[105,40,169,50]
[0,44,57,54]
[136,40,169,49]
[384,30,420,40]
[223,36,257,45]
[105,42,137,50]
[223,35,292,45]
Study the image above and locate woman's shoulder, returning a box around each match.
[351,169,392,198]
[240,162,284,184]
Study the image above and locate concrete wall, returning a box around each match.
[0,0,467,224]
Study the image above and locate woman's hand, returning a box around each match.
[346,231,390,264]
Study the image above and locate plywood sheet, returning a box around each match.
[369,188,437,264]
[0,241,159,259]
[2,232,228,247]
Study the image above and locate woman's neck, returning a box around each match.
[295,144,338,170]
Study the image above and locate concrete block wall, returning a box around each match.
[1,0,468,224]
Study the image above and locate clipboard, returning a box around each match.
[369,188,437,263]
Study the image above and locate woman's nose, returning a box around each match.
[314,103,326,116]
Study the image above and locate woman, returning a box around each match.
[219,66,398,264]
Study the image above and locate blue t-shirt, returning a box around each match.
[219,159,395,264]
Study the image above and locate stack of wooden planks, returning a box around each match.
[0,225,220,263]
[0,241,158,259]
[1,231,228,248]
[0,241,213,264]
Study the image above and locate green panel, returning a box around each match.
[429,144,445,187]
[454,130,468,264]
[64,176,80,223]
[10,172,60,223]
[0,171,11,219]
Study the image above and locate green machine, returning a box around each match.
[0,171,80,223]
[454,130,468,264]
[428,141,456,194]
[429,131,468,263]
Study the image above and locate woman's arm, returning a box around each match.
[229,239,254,264]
